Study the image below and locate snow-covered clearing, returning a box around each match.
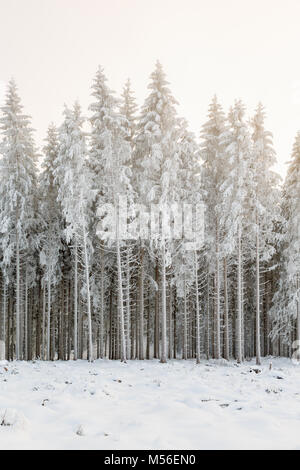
[0,357,300,450]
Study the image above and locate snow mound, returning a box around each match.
[75,425,85,436]
[0,409,29,431]
[208,358,236,367]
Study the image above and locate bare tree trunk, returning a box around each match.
[206,274,210,360]
[16,231,20,360]
[139,246,144,359]
[256,221,261,366]
[236,229,243,364]
[224,257,229,360]
[47,276,51,361]
[42,284,45,359]
[195,251,201,364]
[24,266,28,360]
[160,243,167,363]
[0,282,6,361]
[126,247,131,360]
[36,281,41,359]
[183,274,188,360]
[116,216,126,362]
[173,289,177,359]
[154,263,159,359]
[296,275,300,348]
[168,282,173,359]
[215,224,221,359]
[74,239,78,360]
[146,285,151,360]
[83,229,93,362]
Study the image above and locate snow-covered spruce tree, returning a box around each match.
[119,78,138,359]
[120,79,138,144]
[220,100,253,363]
[39,124,63,360]
[90,66,132,363]
[200,96,228,360]
[271,131,300,348]
[55,103,95,361]
[0,79,38,360]
[174,118,202,362]
[246,103,281,365]
[135,61,181,363]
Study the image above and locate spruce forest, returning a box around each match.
[0,61,299,367]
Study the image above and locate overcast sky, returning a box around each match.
[1,0,300,177]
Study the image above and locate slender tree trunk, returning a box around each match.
[83,228,93,362]
[224,257,229,360]
[126,247,131,360]
[195,251,200,364]
[173,288,177,359]
[236,229,243,363]
[215,224,221,359]
[160,243,167,363]
[154,263,159,358]
[42,284,46,360]
[206,274,210,360]
[16,231,20,360]
[109,288,113,360]
[0,282,6,361]
[168,282,173,359]
[74,239,78,360]
[24,266,28,360]
[116,214,126,363]
[47,276,51,361]
[139,248,144,360]
[10,292,13,360]
[256,220,261,365]
[296,275,300,348]
[146,285,151,360]
[183,274,188,360]
[139,246,144,360]
[36,281,41,359]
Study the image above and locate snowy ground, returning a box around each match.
[0,357,300,450]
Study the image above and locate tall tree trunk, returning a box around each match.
[116,214,126,363]
[42,284,46,360]
[183,274,188,360]
[206,274,210,360]
[139,246,144,360]
[0,282,6,361]
[16,231,20,360]
[256,220,261,365]
[36,281,41,359]
[168,282,173,360]
[215,224,221,359]
[74,239,78,360]
[173,288,177,359]
[223,257,229,360]
[83,228,93,362]
[146,285,151,360]
[195,251,200,364]
[126,247,131,360]
[154,263,159,358]
[296,275,300,349]
[236,229,243,363]
[47,276,51,361]
[24,266,28,360]
[160,243,167,363]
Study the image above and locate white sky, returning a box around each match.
[1,0,300,178]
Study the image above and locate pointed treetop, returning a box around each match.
[228,99,246,125]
